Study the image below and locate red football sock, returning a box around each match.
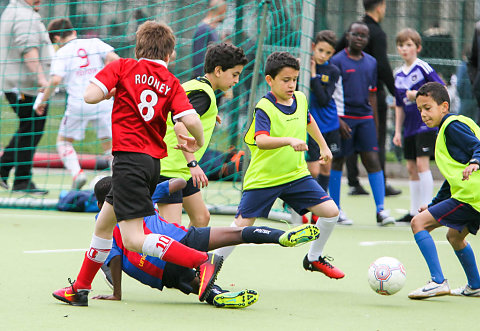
[162,240,208,268]
[74,252,103,290]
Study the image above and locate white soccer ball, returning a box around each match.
[368,256,406,295]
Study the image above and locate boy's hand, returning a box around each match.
[92,294,121,301]
[289,138,308,152]
[418,204,428,213]
[310,58,316,77]
[406,90,417,102]
[189,165,209,188]
[105,88,116,100]
[216,115,222,124]
[319,147,332,164]
[339,118,352,139]
[393,132,402,147]
[35,102,47,116]
[174,134,201,153]
[462,164,479,181]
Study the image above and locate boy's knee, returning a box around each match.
[190,210,210,227]
[410,215,425,233]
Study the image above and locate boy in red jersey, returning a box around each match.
[53,21,223,307]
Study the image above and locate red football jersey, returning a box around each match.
[91,58,195,159]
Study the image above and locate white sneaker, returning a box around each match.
[450,284,480,297]
[408,279,450,299]
[337,210,353,225]
[72,170,87,190]
[376,210,395,226]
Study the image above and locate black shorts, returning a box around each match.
[156,175,200,204]
[162,227,211,293]
[403,130,436,160]
[105,152,160,221]
[306,129,341,162]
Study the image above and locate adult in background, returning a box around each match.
[0,0,54,194]
[467,20,480,124]
[191,0,226,78]
[336,0,401,197]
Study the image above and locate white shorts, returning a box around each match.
[58,113,112,141]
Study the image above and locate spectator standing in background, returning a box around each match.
[457,48,478,122]
[0,0,54,194]
[467,20,480,124]
[192,0,226,78]
[336,0,401,197]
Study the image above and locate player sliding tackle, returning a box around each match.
[89,177,320,308]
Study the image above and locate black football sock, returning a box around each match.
[241,226,283,244]
[205,284,227,305]
[317,174,330,192]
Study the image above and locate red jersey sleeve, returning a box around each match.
[169,82,195,120]
[91,58,123,95]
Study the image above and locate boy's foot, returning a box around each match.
[198,253,223,302]
[450,284,480,297]
[12,181,48,195]
[72,170,87,190]
[385,184,402,196]
[376,210,395,226]
[213,289,259,308]
[100,264,114,290]
[52,278,89,306]
[396,213,413,224]
[348,184,369,195]
[303,255,345,279]
[279,224,320,247]
[338,210,353,225]
[408,279,450,299]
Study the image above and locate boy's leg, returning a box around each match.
[408,210,450,299]
[447,227,480,290]
[213,215,255,259]
[329,157,344,208]
[57,135,86,189]
[156,202,184,225]
[183,192,211,228]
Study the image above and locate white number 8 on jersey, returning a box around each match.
[138,89,158,122]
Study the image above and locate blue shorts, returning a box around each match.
[306,129,341,162]
[338,117,378,157]
[428,198,480,234]
[236,176,332,218]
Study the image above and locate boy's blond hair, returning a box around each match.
[135,21,175,60]
[396,28,422,48]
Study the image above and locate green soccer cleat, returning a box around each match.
[213,289,259,308]
[278,224,320,247]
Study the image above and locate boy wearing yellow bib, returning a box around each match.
[215,52,344,279]
[157,43,247,227]
[408,82,480,299]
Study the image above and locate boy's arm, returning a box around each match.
[310,73,338,108]
[92,256,123,301]
[307,116,332,163]
[255,134,307,151]
[175,113,204,148]
[369,90,378,129]
[35,74,62,115]
[105,52,120,65]
[84,82,109,104]
[392,105,405,147]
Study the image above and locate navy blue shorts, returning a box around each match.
[338,117,378,157]
[156,175,200,204]
[428,198,480,234]
[306,129,341,162]
[162,226,211,293]
[236,176,332,218]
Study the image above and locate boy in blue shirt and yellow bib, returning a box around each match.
[215,52,344,279]
[408,82,480,299]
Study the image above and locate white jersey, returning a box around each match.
[50,38,114,118]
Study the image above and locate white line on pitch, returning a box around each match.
[24,248,87,254]
[359,240,449,246]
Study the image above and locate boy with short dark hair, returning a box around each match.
[53,21,223,307]
[392,28,444,224]
[330,21,395,226]
[408,82,480,299]
[307,30,345,224]
[215,51,345,280]
[157,42,248,227]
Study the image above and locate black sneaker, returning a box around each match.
[385,184,402,196]
[12,181,48,195]
[348,184,369,195]
[376,210,395,226]
[396,213,413,223]
[0,177,8,190]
